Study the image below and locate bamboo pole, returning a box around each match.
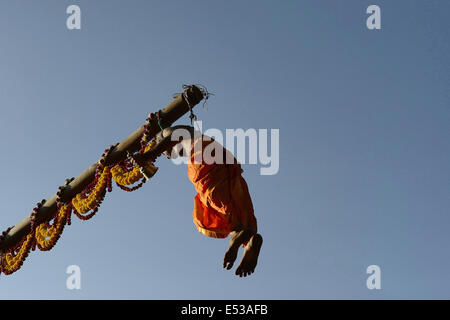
[0,85,204,251]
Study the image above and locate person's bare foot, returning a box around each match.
[235,233,263,277]
[223,228,253,270]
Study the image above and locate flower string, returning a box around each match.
[1,233,34,275]
[35,204,71,251]
[71,166,110,219]
[0,111,165,276]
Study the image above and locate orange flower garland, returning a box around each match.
[111,165,143,186]
[0,116,162,276]
[111,139,158,191]
[71,167,111,221]
[1,233,34,275]
[35,204,71,251]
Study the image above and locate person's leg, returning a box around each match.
[222,170,262,276]
[235,233,263,277]
[223,226,254,270]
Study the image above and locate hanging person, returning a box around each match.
[136,125,263,277]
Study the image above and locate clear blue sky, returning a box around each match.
[0,0,449,299]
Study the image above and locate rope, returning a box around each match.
[173,84,213,125]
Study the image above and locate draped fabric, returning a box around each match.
[187,137,257,240]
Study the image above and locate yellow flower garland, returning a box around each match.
[35,204,70,250]
[111,165,142,186]
[71,167,110,214]
[1,139,160,276]
[111,140,157,186]
[143,140,156,153]
[1,233,33,275]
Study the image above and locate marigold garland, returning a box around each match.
[111,165,143,186]
[35,204,71,251]
[71,166,111,215]
[1,233,34,275]
[111,139,157,189]
[146,138,157,151]
[0,114,162,276]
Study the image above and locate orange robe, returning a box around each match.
[187,136,257,240]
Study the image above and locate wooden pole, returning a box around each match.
[0,85,204,251]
